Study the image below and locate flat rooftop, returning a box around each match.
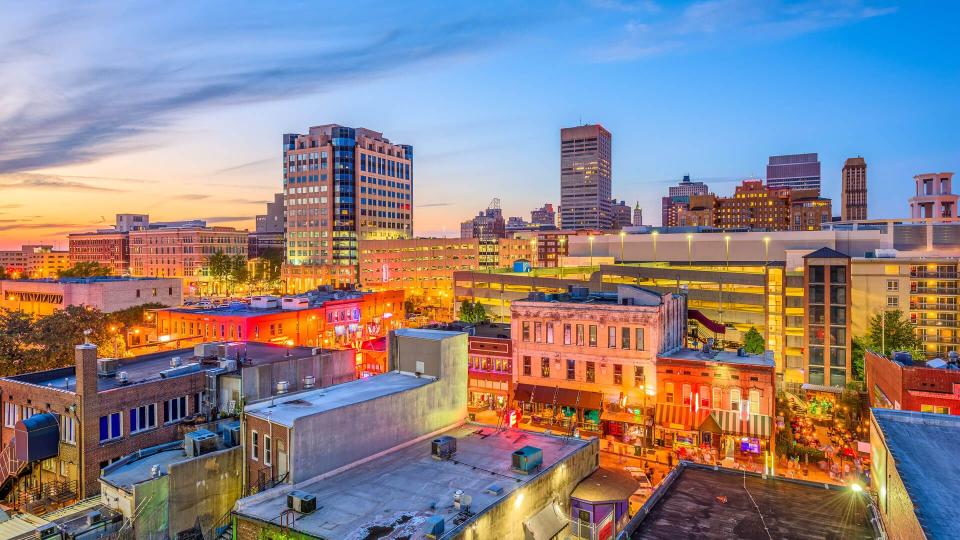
[5,342,318,393]
[244,371,433,427]
[1,276,175,285]
[235,425,590,539]
[661,348,775,368]
[629,465,876,540]
[872,408,960,539]
[100,443,188,492]
[162,292,363,317]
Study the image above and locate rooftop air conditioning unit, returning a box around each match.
[116,371,129,385]
[219,342,246,360]
[194,343,219,359]
[250,295,280,309]
[170,357,182,368]
[287,490,317,514]
[221,421,241,448]
[97,358,120,377]
[281,297,310,310]
[184,429,218,458]
[511,446,543,474]
[431,436,457,460]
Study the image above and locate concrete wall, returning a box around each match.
[241,349,355,402]
[289,333,468,483]
[871,419,925,540]
[132,474,170,540]
[448,438,599,539]
[167,446,242,537]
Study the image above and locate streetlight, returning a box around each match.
[619,231,626,263]
[724,235,731,268]
[686,234,693,266]
[558,235,567,277]
[651,231,659,265]
[588,235,595,269]
[763,236,771,266]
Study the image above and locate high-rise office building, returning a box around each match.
[841,158,868,221]
[767,153,821,193]
[249,193,286,259]
[661,175,708,227]
[282,125,413,288]
[633,202,642,227]
[560,124,612,230]
[530,203,556,227]
[611,199,632,229]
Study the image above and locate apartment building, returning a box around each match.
[909,172,957,219]
[841,157,868,221]
[68,232,130,275]
[803,248,852,387]
[560,124,613,230]
[282,124,413,287]
[0,245,70,278]
[0,276,182,316]
[129,225,248,292]
[511,285,686,438]
[530,203,556,227]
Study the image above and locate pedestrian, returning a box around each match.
[668,452,674,468]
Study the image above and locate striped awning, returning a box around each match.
[711,410,773,439]
[655,404,711,432]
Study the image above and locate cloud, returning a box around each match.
[0,4,527,172]
[168,193,266,205]
[0,173,125,192]
[593,0,897,62]
[417,202,455,208]
[210,158,274,175]
[201,216,253,224]
[0,204,23,209]
[0,222,86,232]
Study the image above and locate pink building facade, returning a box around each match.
[910,172,957,219]
[510,285,686,443]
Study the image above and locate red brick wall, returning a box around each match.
[244,415,290,492]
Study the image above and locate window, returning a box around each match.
[566,359,576,380]
[712,387,722,409]
[264,435,272,466]
[563,324,572,345]
[829,266,846,284]
[522,356,531,376]
[607,326,616,348]
[682,384,692,406]
[635,328,645,351]
[541,358,550,378]
[588,325,597,347]
[749,389,761,414]
[534,322,543,342]
[700,386,710,408]
[634,366,644,388]
[920,404,950,414]
[521,321,530,342]
[887,296,899,308]
[621,327,631,349]
[164,396,188,424]
[99,412,122,443]
[665,382,675,404]
[586,361,595,383]
[130,403,157,434]
[60,416,77,445]
[730,389,741,411]
[546,322,554,344]
[4,403,18,428]
[886,280,899,292]
[576,324,584,346]
[251,431,259,461]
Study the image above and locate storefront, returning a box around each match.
[655,404,773,457]
[602,410,651,447]
[654,404,711,449]
[515,383,604,433]
[711,409,774,458]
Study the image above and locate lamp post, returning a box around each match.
[763,236,771,266]
[619,231,626,263]
[559,236,567,277]
[651,231,659,265]
[724,235,731,268]
[588,235,595,269]
[686,234,693,266]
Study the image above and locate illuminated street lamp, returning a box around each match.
[588,235,595,269]
[619,231,626,263]
[686,234,693,266]
[724,235,731,268]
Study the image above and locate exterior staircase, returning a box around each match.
[0,436,27,498]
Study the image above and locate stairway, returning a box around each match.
[0,436,27,498]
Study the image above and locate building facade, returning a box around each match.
[865,350,960,414]
[611,200,632,229]
[767,153,821,193]
[909,172,957,219]
[511,286,686,440]
[803,248,852,387]
[129,226,248,293]
[662,175,708,227]
[841,157,868,221]
[282,125,413,287]
[0,277,182,316]
[531,203,557,227]
[68,232,130,275]
[790,190,833,231]
[560,124,612,230]
[0,245,70,279]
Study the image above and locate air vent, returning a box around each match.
[511,446,543,474]
[287,490,317,514]
[276,381,290,394]
[97,358,120,377]
[116,371,129,385]
[431,436,457,460]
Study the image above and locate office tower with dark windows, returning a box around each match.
[560,124,612,230]
[661,175,708,227]
[282,125,413,289]
[767,153,821,193]
[841,157,868,221]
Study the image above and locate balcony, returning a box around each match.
[911,271,959,279]
[912,287,960,295]
[914,319,960,328]
[910,303,958,311]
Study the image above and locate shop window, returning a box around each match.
[563,324,572,345]
[522,356,531,376]
[541,358,550,378]
[613,364,622,385]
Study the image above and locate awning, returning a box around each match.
[515,383,536,402]
[517,385,603,411]
[655,404,711,431]
[524,502,568,540]
[602,411,644,424]
[801,383,843,394]
[711,410,773,439]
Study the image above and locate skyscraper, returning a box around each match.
[841,157,868,221]
[560,124,612,230]
[661,175,708,227]
[282,125,413,288]
[767,153,821,193]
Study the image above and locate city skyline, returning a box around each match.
[1,1,959,248]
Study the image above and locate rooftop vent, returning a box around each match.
[116,371,129,385]
[170,357,182,368]
[302,375,316,389]
[276,380,290,394]
[150,464,162,478]
[287,490,317,514]
[737,348,747,357]
[484,483,504,496]
[511,446,543,474]
[85,511,102,527]
[184,429,218,457]
[431,436,457,460]
[97,358,120,377]
[160,363,202,379]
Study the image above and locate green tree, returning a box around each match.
[851,335,867,380]
[31,305,111,369]
[864,309,923,359]
[458,301,489,324]
[59,261,113,278]
[229,255,249,292]
[742,327,765,355]
[0,266,7,280]
[0,309,41,375]
[206,251,232,295]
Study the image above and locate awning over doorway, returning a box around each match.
[515,384,603,410]
[524,501,567,540]
[655,404,711,431]
[710,410,773,439]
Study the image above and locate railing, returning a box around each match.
[910,271,958,279]
[245,471,289,497]
[913,287,960,295]
[910,303,958,310]
[11,479,79,513]
[0,436,24,491]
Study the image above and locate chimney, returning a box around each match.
[75,344,99,397]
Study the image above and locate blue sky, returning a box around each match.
[0,0,957,246]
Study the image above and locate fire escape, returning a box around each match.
[0,414,77,513]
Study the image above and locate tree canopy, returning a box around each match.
[59,261,113,278]
[742,327,766,355]
[863,309,923,359]
[458,301,490,324]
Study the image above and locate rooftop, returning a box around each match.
[234,425,590,539]
[100,432,236,492]
[517,285,667,307]
[571,467,639,503]
[426,321,510,339]
[659,348,775,369]
[872,408,960,539]
[1,276,176,285]
[5,342,318,393]
[162,291,363,317]
[244,371,433,427]
[629,464,876,540]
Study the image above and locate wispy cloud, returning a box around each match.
[201,216,252,224]
[593,0,897,62]
[0,222,86,232]
[168,193,265,205]
[0,173,126,192]
[0,4,527,172]
[210,158,274,176]
[417,202,455,208]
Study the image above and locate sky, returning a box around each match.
[0,0,958,249]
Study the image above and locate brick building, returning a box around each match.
[683,180,831,231]
[0,276,182,316]
[0,245,70,279]
[865,350,960,414]
[129,225,248,293]
[68,232,130,275]
[428,321,514,413]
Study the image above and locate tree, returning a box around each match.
[31,305,111,369]
[206,251,232,295]
[742,327,765,355]
[864,309,923,359]
[0,309,40,375]
[851,335,867,380]
[229,255,249,292]
[458,301,490,324]
[59,261,112,278]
